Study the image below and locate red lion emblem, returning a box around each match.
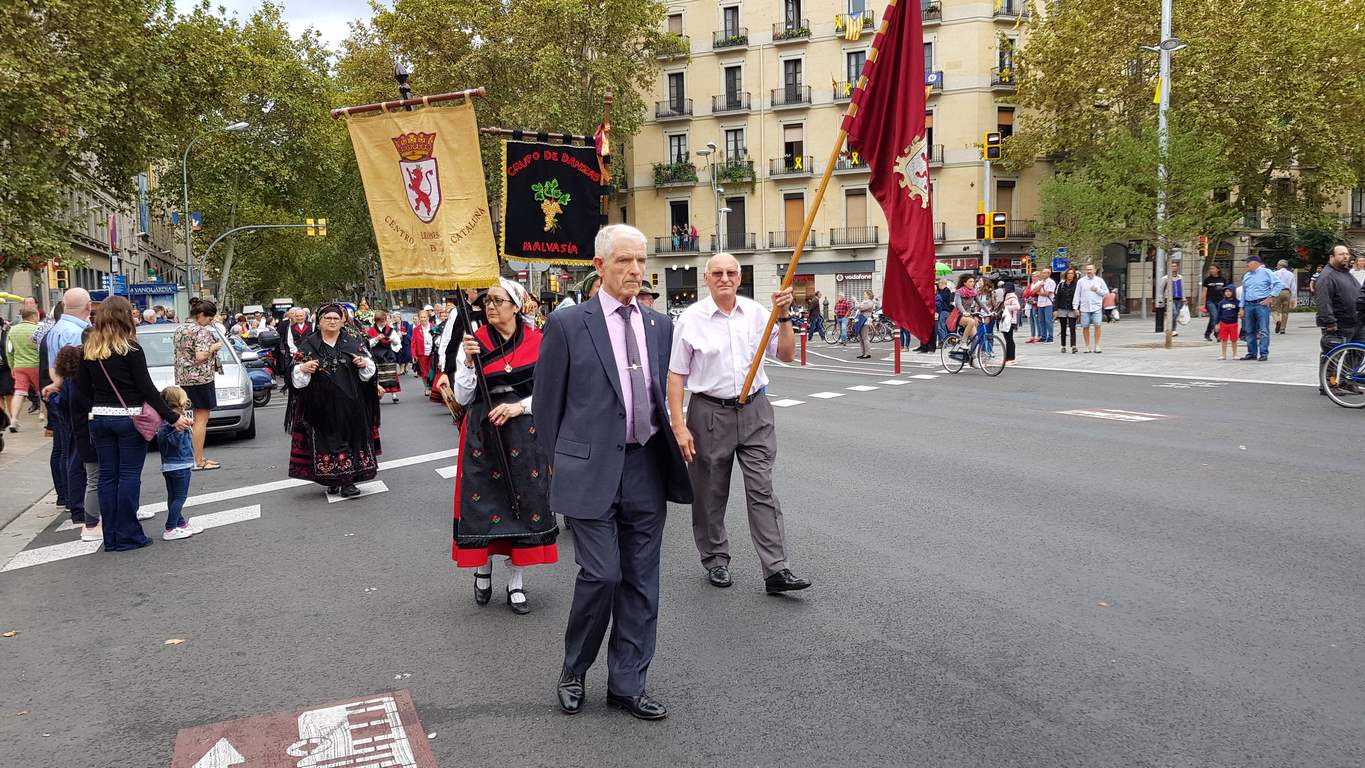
[407,167,434,216]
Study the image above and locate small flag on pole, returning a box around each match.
[1152,76,1163,104]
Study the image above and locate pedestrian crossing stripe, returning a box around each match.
[846,385,880,392]
[910,374,939,380]
[808,392,844,399]
[879,380,911,386]
[325,481,389,503]
[770,399,805,407]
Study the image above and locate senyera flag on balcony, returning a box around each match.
[340,98,499,289]
[500,140,601,266]
[841,0,935,342]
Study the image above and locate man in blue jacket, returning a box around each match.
[1240,254,1284,361]
[533,224,692,721]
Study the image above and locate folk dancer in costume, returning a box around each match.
[451,279,558,615]
[411,308,435,397]
[288,304,381,498]
[426,302,451,404]
[367,310,402,403]
[397,313,414,375]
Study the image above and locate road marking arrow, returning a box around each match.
[191,737,244,768]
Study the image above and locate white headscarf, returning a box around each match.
[496,278,528,311]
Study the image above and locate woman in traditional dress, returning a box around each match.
[367,310,402,403]
[288,304,381,498]
[410,309,434,397]
[451,279,557,615]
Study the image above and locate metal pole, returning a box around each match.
[711,156,721,252]
[983,160,993,270]
[1157,0,1173,349]
[181,134,202,287]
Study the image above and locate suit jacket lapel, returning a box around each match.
[583,296,625,407]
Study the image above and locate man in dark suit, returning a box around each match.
[534,224,692,721]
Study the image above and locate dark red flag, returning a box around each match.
[842,0,935,342]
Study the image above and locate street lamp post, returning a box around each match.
[1142,6,1187,348]
[181,122,249,290]
[697,142,724,252]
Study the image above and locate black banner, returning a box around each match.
[500,140,601,265]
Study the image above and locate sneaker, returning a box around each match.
[136,508,155,520]
[163,524,195,541]
[80,522,103,542]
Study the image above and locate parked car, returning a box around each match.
[136,323,257,439]
[226,335,276,406]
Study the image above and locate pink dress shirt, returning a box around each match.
[597,289,658,442]
[668,295,779,398]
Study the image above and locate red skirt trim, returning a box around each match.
[452,541,559,568]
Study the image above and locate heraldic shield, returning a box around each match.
[393,132,443,224]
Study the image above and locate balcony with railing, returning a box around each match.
[994,0,1029,19]
[1243,208,1263,229]
[934,222,946,242]
[1345,212,1365,231]
[923,1,942,25]
[709,233,758,252]
[833,80,855,102]
[770,230,819,250]
[830,226,880,247]
[837,9,875,34]
[653,235,701,254]
[771,84,812,109]
[834,153,868,173]
[711,92,751,114]
[712,157,756,185]
[658,34,689,59]
[926,70,944,94]
[713,27,749,49]
[991,67,1016,90]
[655,98,693,120]
[928,143,944,166]
[769,155,814,177]
[652,160,698,188]
[772,19,811,43]
[1005,219,1035,239]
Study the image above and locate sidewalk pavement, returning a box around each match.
[0,418,61,531]
[1010,311,1320,386]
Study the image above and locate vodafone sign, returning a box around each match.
[835,272,873,282]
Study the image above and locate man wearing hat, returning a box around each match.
[638,281,660,310]
[1239,254,1284,360]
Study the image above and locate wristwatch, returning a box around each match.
[776,316,792,323]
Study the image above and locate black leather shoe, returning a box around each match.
[556,670,584,714]
[507,587,530,615]
[606,691,667,720]
[327,486,340,495]
[473,572,492,606]
[339,484,362,497]
[706,565,732,588]
[764,569,812,594]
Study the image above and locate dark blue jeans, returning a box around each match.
[1245,303,1272,358]
[806,313,824,340]
[90,416,151,551]
[1037,305,1055,342]
[163,468,192,530]
[48,400,70,510]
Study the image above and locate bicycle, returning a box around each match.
[940,313,1006,376]
[1320,340,1365,408]
[824,316,849,345]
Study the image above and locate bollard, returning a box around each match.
[800,330,807,366]
[894,331,901,374]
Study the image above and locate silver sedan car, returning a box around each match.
[136,324,257,439]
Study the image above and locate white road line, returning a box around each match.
[808,391,844,399]
[1012,364,1313,388]
[377,448,457,471]
[909,374,939,380]
[1057,409,1166,422]
[325,481,389,503]
[435,465,457,479]
[845,385,880,392]
[2,505,261,573]
[770,398,805,407]
[879,379,911,386]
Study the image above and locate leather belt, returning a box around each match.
[90,406,141,417]
[692,387,766,409]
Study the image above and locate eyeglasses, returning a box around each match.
[485,297,515,308]
[708,270,739,279]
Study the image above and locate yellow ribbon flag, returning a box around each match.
[342,99,500,289]
[1153,76,1163,105]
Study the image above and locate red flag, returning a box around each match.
[842,0,935,342]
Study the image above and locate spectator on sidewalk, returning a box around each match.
[42,290,92,512]
[1032,269,1056,343]
[1073,263,1109,354]
[1023,274,1039,343]
[1314,244,1361,394]
[0,320,12,431]
[1200,264,1228,341]
[156,386,202,541]
[55,346,102,541]
[1215,287,1241,361]
[1054,269,1079,353]
[1103,289,1121,322]
[917,278,952,354]
[1240,254,1283,361]
[805,291,824,341]
[1001,281,1020,365]
[1155,261,1184,335]
[1350,254,1365,287]
[855,290,878,359]
[833,292,852,344]
[6,306,40,432]
[1272,260,1297,334]
[1309,265,1324,295]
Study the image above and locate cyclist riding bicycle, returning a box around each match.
[951,274,986,360]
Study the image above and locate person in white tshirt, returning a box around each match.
[1350,254,1365,287]
[1071,263,1110,353]
[1031,270,1057,344]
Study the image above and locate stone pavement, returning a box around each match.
[0,418,61,530]
[1009,310,1320,386]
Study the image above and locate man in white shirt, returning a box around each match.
[1032,270,1057,343]
[667,253,810,595]
[1350,254,1365,288]
[1271,259,1298,334]
[1072,262,1110,353]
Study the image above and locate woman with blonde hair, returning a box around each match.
[76,296,192,551]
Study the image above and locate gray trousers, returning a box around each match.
[686,394,788,577]
[83,461,100,525]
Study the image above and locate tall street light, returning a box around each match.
[182,121,249,288]
[697,142,725,252]
[1141,1,1187,348]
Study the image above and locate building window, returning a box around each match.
[725,128,746,159]
[722,5,740,37]
[925,111,935,147]
[666,72,686,110]
[784,0,802,26]
[783,58,803,92]
[924,41,934,72]
[783,123,804,162]
[620,206,628,224]
[723,65,742,100]
[997,107,1014,139]
[667,134,688,164]
[1352,187,1364,215]
[847,0,866,13]
[846,50,866,83]
[845,189,867,227]
[667,13,683,34]
[999,38,1016,70]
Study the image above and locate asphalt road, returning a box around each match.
[0,359,1361,768]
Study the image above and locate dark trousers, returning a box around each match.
[806,313,824,340]
[1058,316,1077,347]
[1204,300,1220,338]
[163,468,193,529]
[90,416,151,552]
[1003,328,1016,361]
[48,402,70,508]
[563,439,666,697]
[1155,300,1184,332]
[66,444,86,519]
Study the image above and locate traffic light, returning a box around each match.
[983,132,1002,161]
[317,218,327,237]
[975,212,988,240]
[1197,235,1209,260]
[306,217,327,237]
[55,269,69,291]
[991,212,1008,240]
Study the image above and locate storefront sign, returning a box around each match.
[835,272,874,282]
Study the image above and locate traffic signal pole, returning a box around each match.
[982,159,992,271]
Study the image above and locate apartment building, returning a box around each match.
[617,0,1047,311]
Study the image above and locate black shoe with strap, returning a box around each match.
[506,587,530,615]
[474,572,492,606]
[606,691,668,720]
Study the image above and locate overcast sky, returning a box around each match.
[210,0,375,50]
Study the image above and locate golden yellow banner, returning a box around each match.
[342,100,499,289]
